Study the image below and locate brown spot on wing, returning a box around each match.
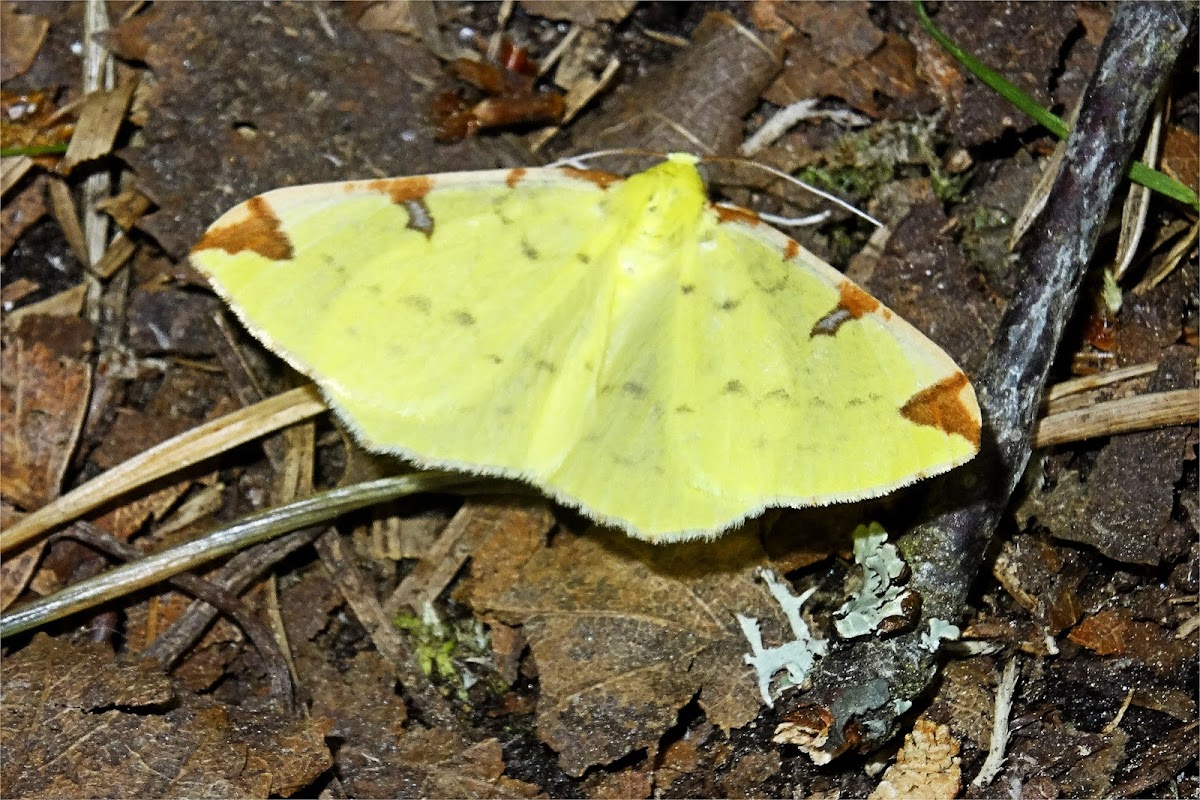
[810,280,883,337]
[836,281,880,318]
[506,168,527,188]
[784,239,800,260]
[366,175,434,205]
[194,196,293,260]
[900,373,981,448]
[714,203,761,226]
[560,167,622,189]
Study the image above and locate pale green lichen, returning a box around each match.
[920,617,962,652]
[834,522,914,638]
[738,568,828,707]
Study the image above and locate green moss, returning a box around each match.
[394,609,498,701]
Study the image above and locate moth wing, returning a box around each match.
[192,169,619,476]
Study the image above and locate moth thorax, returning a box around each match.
[610,161,706,276]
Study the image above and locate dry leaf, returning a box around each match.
[520,0,638,25]
[1068,608,1192,676]
[1,635,330,798]
[477,526,793,775]
[0,314,93,511]
[0,5,50,82]
[1,174,49,257]
[1161,124,1199,193]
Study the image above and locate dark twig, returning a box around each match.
[59,521,295,709]
[784,2,1195,759]
[141,525,324,669]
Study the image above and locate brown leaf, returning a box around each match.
[1161,123,1199,194]
[95,186,154,231]
[1113,722,1200,798]
[0,503,43,612]
[990,532,1085,633]
[1,174,49,258]
[0,5,50,83]
[1066,608,1192,679]
[389,497,553,616]
[582,767,653,799]
[520,0,638,25]
[763,2,932,119]
[778,1,884,68]
[0,314,92,511]
[921,658,999,752]
[345,727,544,798]
[1,635,330,799]
[1011,719,1128,798]
[479,526,789,775]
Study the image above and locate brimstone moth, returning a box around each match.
[191,153,981,542]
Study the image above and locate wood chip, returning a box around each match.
[46,177,91,267]
[1,156,35,197]
[61,79,139,173]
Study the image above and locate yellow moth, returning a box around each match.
[191,154,980,542]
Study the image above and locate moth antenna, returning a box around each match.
[753,209,832,228]
[545,148,662,169]
[704,156,884,229]
[548,151,882,229]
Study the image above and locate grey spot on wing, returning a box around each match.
[675,404,696,414]
[723,380,746,394]
[453,310,476,326]
[621,382,648,398]
[612,452,646,467]
[534,359,556,373]
[403,295,432,314]
[763,388,791,401]
[681,284,696,295]
[750,258,789,293]
[492,196,514,225]
[811,307,853,337]
[486,354,504,364]
[521,238,540,261]
[576,253,592,264]
[403,198,434,237]
[719,298,741,312]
